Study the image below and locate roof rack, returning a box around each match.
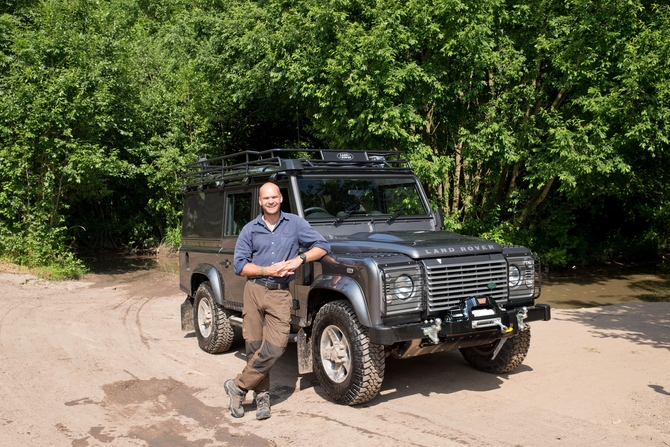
[183,149,412,190]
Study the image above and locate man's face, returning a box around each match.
[259,184,282,216]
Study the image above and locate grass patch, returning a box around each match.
[0,256,87,280]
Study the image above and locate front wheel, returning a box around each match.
[460,327,531,374]
[193,282,234,354]
[312,300,385,405]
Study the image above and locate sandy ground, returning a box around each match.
[0,267,668,447]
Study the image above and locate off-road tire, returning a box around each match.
[460,327,531,374]
[194,282,234,354]
[312,300,385,405]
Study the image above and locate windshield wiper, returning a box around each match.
[334,211,352,226]
[334,210,369,226]
[386,207,408,224]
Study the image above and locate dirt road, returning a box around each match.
[0,267,668,446]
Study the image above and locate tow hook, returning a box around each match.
[517,307,528,331]
[494,321,514,334]
[422,318,442,344]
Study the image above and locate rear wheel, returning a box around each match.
[460,328,531,374]
[194,282,234,354]
[312,300,385,405]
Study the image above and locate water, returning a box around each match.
[539,262,670,309]
[78,250,180,275]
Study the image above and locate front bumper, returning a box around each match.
[369,303,551,346]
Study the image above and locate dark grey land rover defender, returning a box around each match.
[179,149,551,405]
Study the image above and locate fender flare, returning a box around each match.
[192,264,225,306]
[310,275,371,327]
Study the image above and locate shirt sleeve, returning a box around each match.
[233,224,253,275]
[298,218,331,253]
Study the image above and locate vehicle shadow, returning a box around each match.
[374,354,531,404]
[264,343,531,407]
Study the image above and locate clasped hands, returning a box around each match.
[260,258,299,278]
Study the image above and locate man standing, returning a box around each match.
[225,182,330,420]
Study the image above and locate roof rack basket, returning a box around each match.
[183,149,412,190]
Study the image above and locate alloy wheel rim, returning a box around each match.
[319,325,352,383]
[197,299,213,337]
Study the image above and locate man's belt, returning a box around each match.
[250,278,289,290]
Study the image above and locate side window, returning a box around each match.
[280,187,292,214]
[182,190,224,239]
[225,191,253,236]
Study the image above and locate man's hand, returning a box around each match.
[242,247,326,278]
[267,260,296,278]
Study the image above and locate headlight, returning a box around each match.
[393,275,414,300]
[382,264,423,316]
[504,253,541,301]
[508,265,521,287]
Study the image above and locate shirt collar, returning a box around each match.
[254,211,288,229]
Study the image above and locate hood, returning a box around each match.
[329,230,501,259]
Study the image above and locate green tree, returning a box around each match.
[1,0,668,274]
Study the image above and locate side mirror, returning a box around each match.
[434,207,444,230]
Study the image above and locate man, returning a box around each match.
[225,182,330,420]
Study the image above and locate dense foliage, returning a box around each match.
[1,0,668,276]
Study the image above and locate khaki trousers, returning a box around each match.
[234,281,292,392]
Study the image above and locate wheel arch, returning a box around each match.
[191,263,224,306]
[308,275,371,327]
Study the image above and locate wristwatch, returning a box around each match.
[299,253,307,264]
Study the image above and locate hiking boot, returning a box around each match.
[224,379,247,418]
[254,391,271,420]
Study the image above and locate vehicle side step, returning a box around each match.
[229,315,243,328]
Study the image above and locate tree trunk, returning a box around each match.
[507,162,520,197]
[451,142,462,215]
[551,88,567,111]
[494,163,510,204]
[520,176,556,224]
[463,161,481,216]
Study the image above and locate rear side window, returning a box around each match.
[225,192,253,236]
[280,187,292,214]
[182,191,224,239]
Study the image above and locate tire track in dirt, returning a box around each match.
[135,296,157,349]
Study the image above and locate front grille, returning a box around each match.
[423,254,508,313]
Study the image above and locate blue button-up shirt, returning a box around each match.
[234,212,331,284]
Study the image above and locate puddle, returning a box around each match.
[78,250,180,275]
[539,263,670,309]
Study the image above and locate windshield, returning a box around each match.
[298,177,429,221]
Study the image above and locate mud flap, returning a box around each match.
[180,296,194,332]
[297,328,313,374]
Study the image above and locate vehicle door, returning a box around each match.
[220,187,255,305]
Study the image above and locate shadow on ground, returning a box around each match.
[560,302,670,351]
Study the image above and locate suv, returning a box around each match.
[179,149,551,405]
